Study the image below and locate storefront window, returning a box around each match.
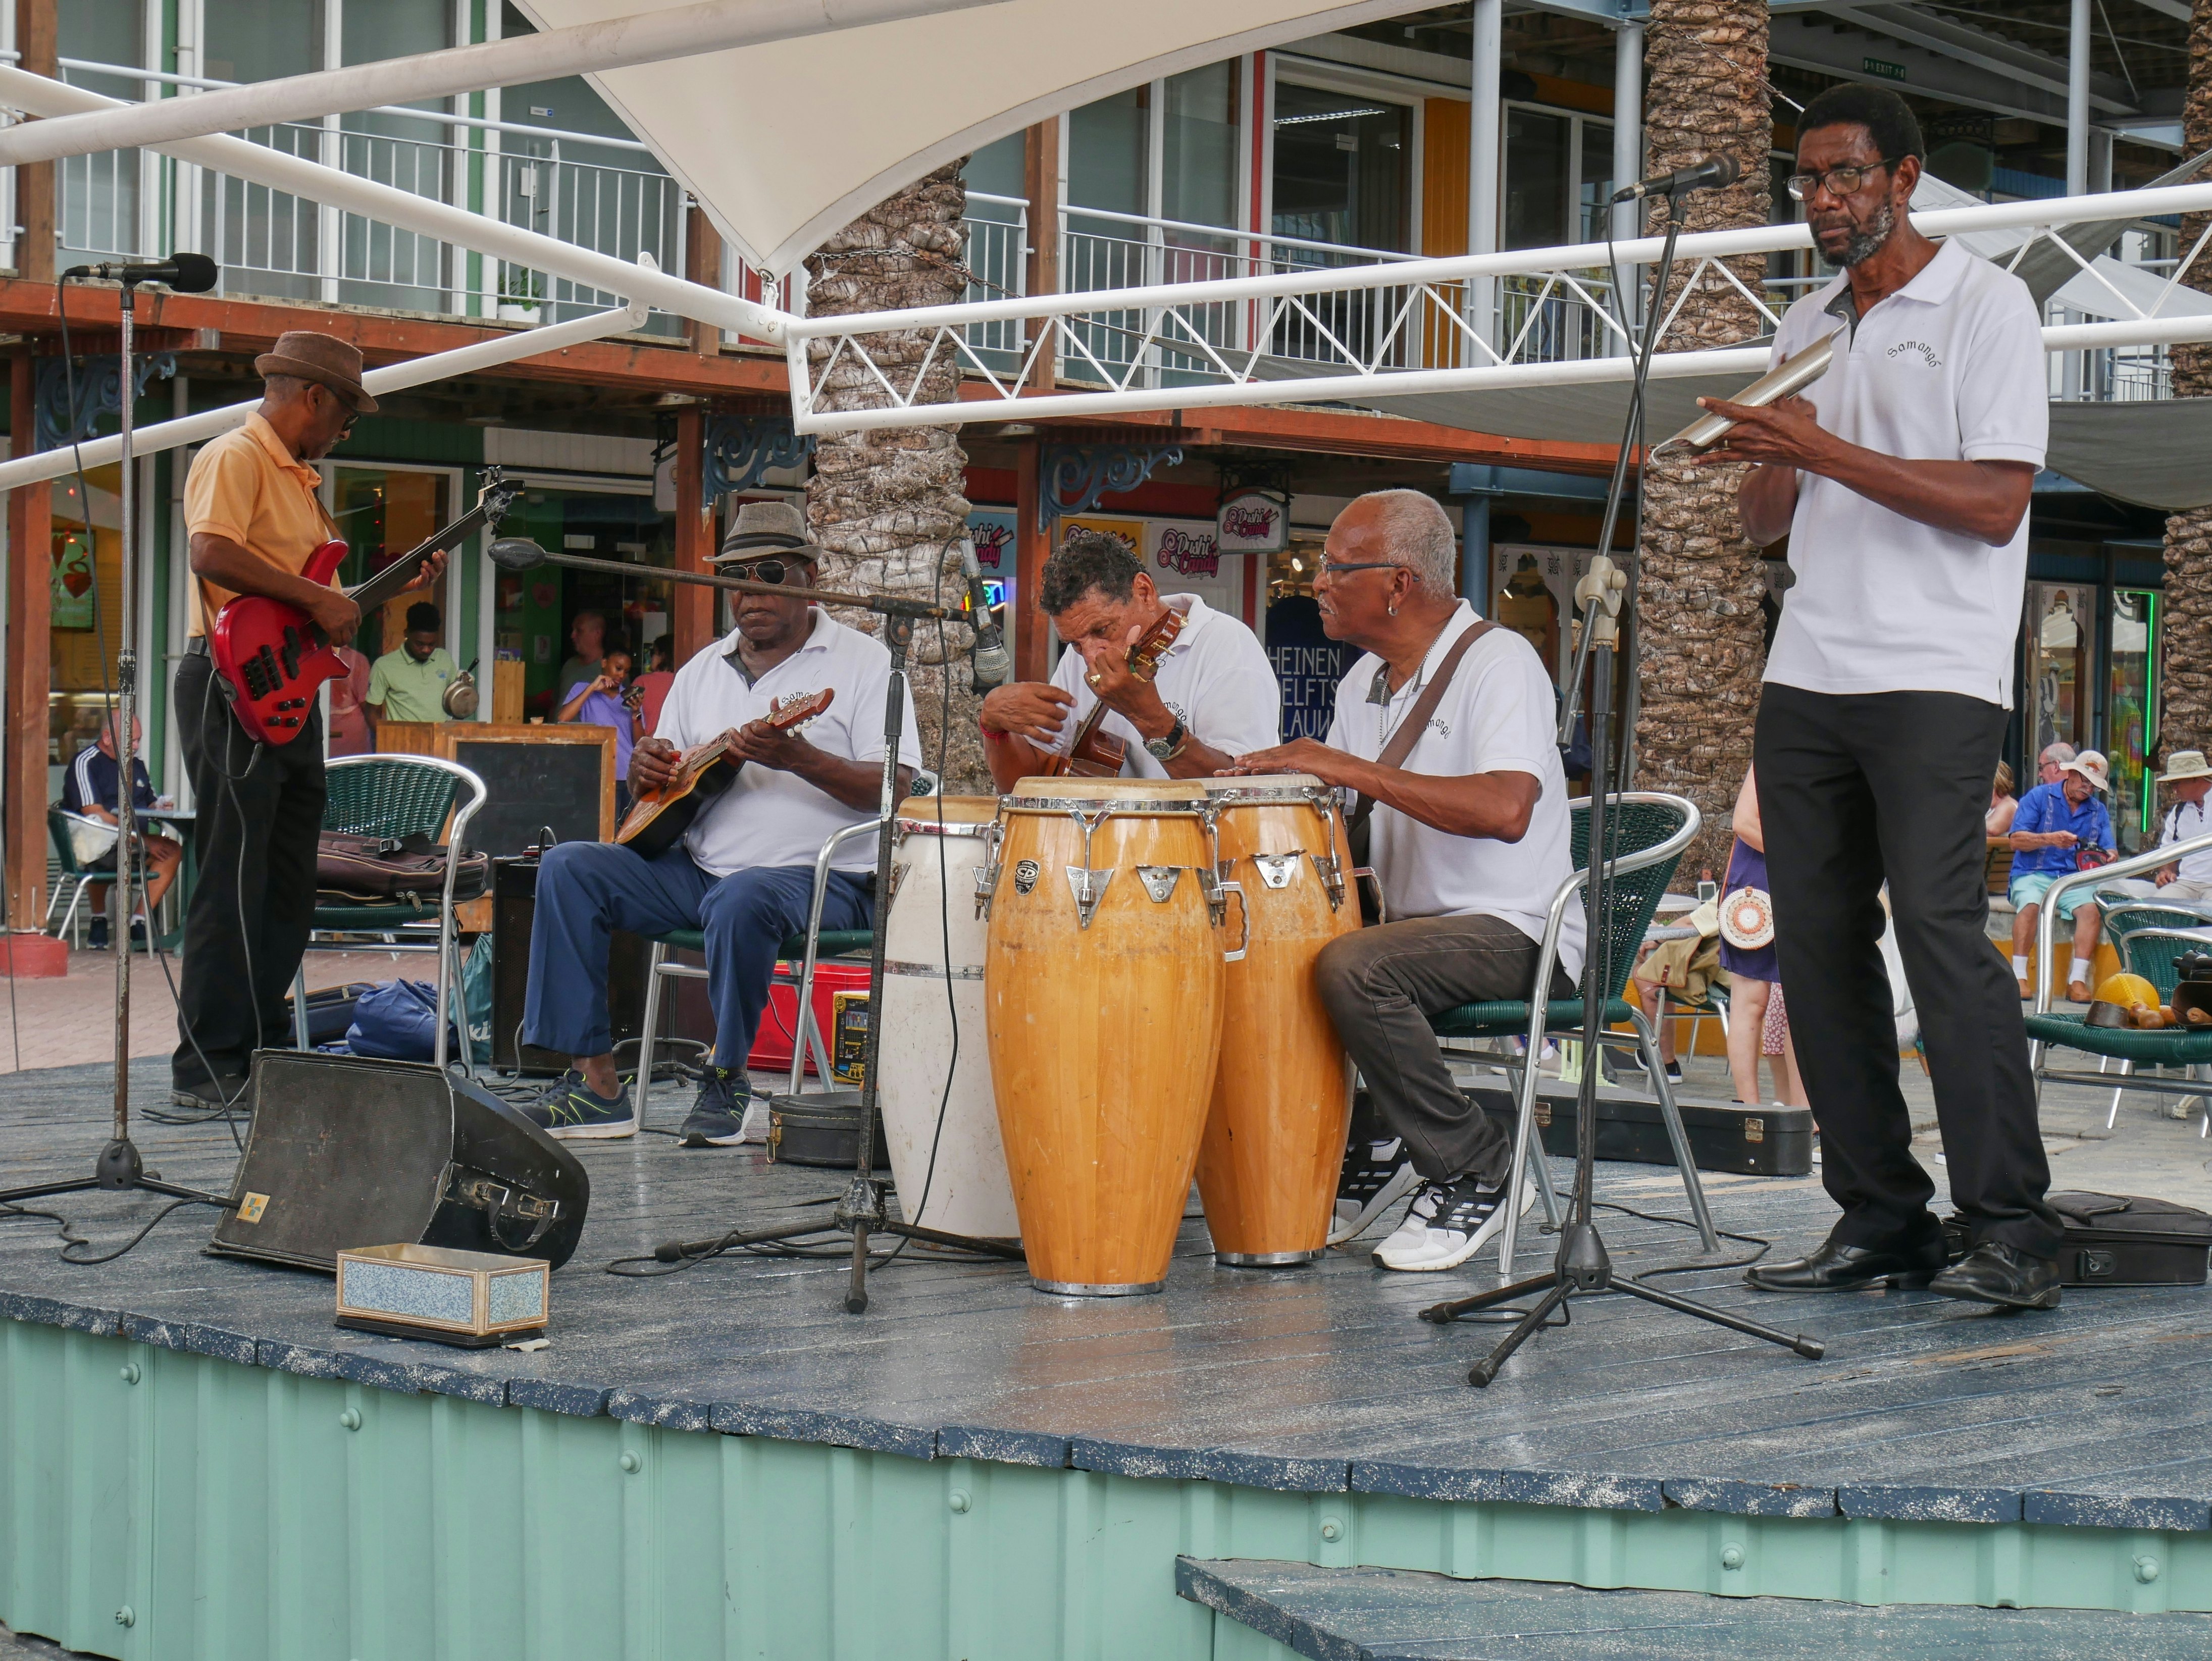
[1162,64,1237,230]
[1271,83,1411,253]
[1504,109,1569,251]
[2026,582,2097,766]
[495,482,678,716]
[2109,588,2158,853]
[49,466,127,785]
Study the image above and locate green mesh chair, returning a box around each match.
[1427,792,1716,1275]
[631,819,880,1123]
[294,754,487,1073]
[2027,833,2212,1138]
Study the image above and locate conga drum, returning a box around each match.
[1197,776,1358,1265]
[984,778,1230,1294]
[878,797,1020,1240]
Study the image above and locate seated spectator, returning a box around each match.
[1986,761,2018,836]
[2097,749,2212,907]
[62,715,181,950]
[2009,749,2115,1003]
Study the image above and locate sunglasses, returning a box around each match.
[721,557,813,587]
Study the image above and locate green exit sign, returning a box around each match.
[1864,57,1908,82]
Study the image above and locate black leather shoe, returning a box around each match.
[1928,1240,2062,1311]
[1744,1235,1947,1293]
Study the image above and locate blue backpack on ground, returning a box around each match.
[345,979,461,1063]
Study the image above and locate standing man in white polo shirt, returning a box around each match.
[1696,85,2063,1311]
[1230,491,1581,1273]
[978,528,1278,785]
[520,501,919,1148]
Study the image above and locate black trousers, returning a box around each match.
[1755,683,2061,1260]
[172,650,326,1088]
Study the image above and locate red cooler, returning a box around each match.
[747,961,872,1075]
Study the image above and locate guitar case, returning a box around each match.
[1942,1192,2212,1287]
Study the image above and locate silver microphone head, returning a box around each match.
[487,537,549,572]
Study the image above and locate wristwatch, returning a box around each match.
[1145,716,1189,762]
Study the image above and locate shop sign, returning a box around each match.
[967,509,1015,572]
[52,531,94,629]
[1155,525,1221,579]
[1216,489,1288,554]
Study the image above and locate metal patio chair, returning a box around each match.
[1426,793,1718,1275]
[294,754,488,1075]
[2027,830,2212,1138]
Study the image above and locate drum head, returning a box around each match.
[1718,887,1775,951]
[895,795,999,836]
[1202,773,1327,804]
[1005,777,1208,810]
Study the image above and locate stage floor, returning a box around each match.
[0,1059,2208,1534]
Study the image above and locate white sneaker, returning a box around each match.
[1372,1172,1532,1272]
[1329,1136,1419,1244]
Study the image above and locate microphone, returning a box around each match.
[957,538,1011,691]
[488,537,549,572]
[59,253,220,292]
[1611,153,1741,204]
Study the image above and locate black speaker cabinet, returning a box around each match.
[208,1051,590,1272]
[489,856,713,1074]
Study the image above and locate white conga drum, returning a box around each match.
[1197,776,1358,1265]
[983,777,1230,1294]
[877,796,1020,1240]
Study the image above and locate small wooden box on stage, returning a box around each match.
[335,1243,549,1347]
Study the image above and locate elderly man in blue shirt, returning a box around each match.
[2008,749,2115,1002]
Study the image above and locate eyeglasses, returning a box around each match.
[1320,560,1401,577]
[1785,159,1900,202]
[720,557,811,586]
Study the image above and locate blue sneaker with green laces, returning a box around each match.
[679,1066,748,1147]
[521,1070,637,1140]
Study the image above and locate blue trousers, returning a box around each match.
[524,841,872,1068]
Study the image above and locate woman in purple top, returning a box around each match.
[559,642,645,813]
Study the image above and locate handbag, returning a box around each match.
[1718,885,1775,951]
[1343,621,1495,921]
[317,830,490,907]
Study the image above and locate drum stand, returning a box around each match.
[639,605,1024,1311]
[1417,218,1822,1384]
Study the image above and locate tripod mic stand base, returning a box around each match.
[0,1136,233,1210]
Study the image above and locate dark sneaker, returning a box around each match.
[679,1066,748,1148]
[1373,1171,1531,1272]
[1329,1134,1418,1245]
[87,916,110,951]
[521,1070,637,1140]
[171,1075,248,1112]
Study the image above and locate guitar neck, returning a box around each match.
[340,493,506,613]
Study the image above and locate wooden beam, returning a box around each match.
[1013,439,1049,683]
[6,349,51,927]
[673,406,714,663]
[1021,121,1060,394]
[683,203,719,359]
[13,0,54,284]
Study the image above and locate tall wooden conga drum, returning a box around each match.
[984,778,1228,1294]
[1197,776,1358,1265]
[878,797,1020,1240]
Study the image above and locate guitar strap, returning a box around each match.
[1345,618,1495,843]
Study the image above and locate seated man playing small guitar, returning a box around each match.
[521,501,917,1147]
[978,528,1279,788]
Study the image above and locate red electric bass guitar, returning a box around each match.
[210,470,520,745]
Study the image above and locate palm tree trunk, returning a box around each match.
[2159,0,2212,762]
[1631,0,1773,877]
[803,160,989,793]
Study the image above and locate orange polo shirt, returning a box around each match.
[182,412,339,636]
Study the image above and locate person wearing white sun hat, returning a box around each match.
[2095,749,2212,909]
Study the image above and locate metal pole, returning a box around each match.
[112,285,137,1144]
[1467,0,1502,350]
[2067,0,2090,198]
[1611,22,1644,261]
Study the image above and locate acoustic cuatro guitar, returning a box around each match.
[1038,607,1185,778]
[615,689,835,859]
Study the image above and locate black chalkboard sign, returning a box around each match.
[441,726,613,857]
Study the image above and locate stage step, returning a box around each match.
[1176,1558,2212,1659]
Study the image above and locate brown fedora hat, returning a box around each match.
[252,331,378,414]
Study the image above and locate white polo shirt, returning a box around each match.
[1046,593,1280,777]
[2158,798,2212,886]
[1764,238,2047,707]
[1325,605,1585,982]
[655,610,920,877]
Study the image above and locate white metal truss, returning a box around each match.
[784,182,2212,436]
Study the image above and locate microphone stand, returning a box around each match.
[496,544,1026,1311]
[1420,211,1821,1384]
[0,275,228,1214]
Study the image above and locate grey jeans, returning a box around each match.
[1314,913,1574,1186]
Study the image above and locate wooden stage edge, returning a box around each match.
[0,1060,2207,1655]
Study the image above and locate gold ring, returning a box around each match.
[1086,671,1102,689]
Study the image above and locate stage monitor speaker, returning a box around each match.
[209,1051,591,1272]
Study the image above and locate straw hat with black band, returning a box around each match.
[712,499,824,566]
[252,331,379,415]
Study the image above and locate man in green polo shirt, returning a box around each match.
[366,602,459,726]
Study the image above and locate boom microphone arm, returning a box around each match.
[487,538,949,619]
